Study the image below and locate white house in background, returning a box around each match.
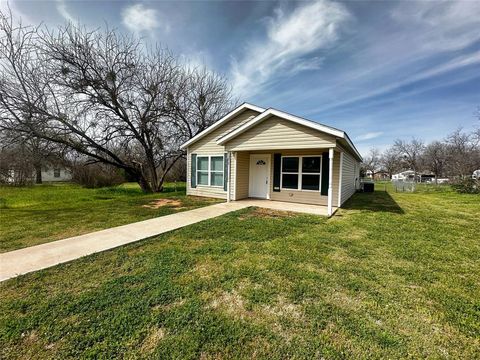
[181,103,363,216]
[41,166,72,182]
[391,170,418,182]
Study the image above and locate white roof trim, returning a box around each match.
[216,108,362,161]
[180,103,265,149]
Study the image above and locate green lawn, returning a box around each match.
[0,182,220,253]
[1,186,479,358]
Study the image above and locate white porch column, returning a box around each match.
[226,152,231,202]
[327,148,334,216]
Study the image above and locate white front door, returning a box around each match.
[249,154,270,199]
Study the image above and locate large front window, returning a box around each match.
[281,156,321,191]
[197,155,224,187]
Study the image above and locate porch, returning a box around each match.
[226,148,342,216]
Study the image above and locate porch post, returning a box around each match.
[328,148,334,216]
[226,152,231,202]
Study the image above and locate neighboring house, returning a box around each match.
[365,170,389,181]
[181,103,363,216]
[391,170,417,182]
[392,170,437,183]
[2,165,72,184]
[41,166,72,182]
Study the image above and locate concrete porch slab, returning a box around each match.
[236,198,335,216]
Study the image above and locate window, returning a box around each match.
[281,157,299,189]
[210,156,224,186]
[281,156,321,191]
[301,157,321,190]
[54,168,61,178]
[197,155,224,187]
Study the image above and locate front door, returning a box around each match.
[249,154,270,199]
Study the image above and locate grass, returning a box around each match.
[0,186,479,358]
[0,182,220,253]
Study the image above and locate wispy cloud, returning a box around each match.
[390,1,480,52]
[121,4,168,34]
[230,0,352,97]
[356,132,383,141]
[56,0,75,23]
[309,50,480,115]
[0,0,34,24]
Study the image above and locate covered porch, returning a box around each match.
[225,148,342,217]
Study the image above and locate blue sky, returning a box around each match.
[2,0,479,155]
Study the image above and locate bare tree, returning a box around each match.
[0,11,234,192]
[393,138,424,182]
[380,147,401,179]
[423,141,447,184]
[362,148,381,179]
[445,128,480,178]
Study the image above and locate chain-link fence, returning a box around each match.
[392,180,416,192]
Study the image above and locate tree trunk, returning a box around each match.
[137,175,153,193]
[35,165,42,184]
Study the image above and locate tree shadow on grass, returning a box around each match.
[341,191,404,214]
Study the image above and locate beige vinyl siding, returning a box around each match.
[189,110,260,154]
[340,151,356,205]
[234,151,250,200]
[224,116,336,151]
[186,109,261,199]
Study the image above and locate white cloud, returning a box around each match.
[56,0,76,23]
[122,4,168,34]
[230,0,352,97]
[390,1,480,52]
[0,0,34,24]
[357,132,383,141]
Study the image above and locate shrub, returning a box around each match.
[71,163,125,188]
[451,178,480,194]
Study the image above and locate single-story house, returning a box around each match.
[391,170,417,182]
[180,103,363,216]
[40,166,72,182]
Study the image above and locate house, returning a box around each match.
[391,170,417,182]
[40,166,72,182]
[1,165,72,184]
[365,170,390,181]
[181,103,362,216]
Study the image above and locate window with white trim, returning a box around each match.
[197,155,224,187]
[281,156,322,191]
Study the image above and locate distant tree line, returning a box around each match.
[0,10,235,191]
[362,121,480,184]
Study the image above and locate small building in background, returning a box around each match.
[40,166,72,182]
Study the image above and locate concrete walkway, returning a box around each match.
[0,200,330,282]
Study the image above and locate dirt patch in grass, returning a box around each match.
[238,207,295,220]
[142,198,183,209]
[140,327,166,353]
[262,296,303,320]
[209,290,250,318]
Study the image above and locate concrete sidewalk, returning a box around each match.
[0,199,330,282]
[0,202,249,282]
